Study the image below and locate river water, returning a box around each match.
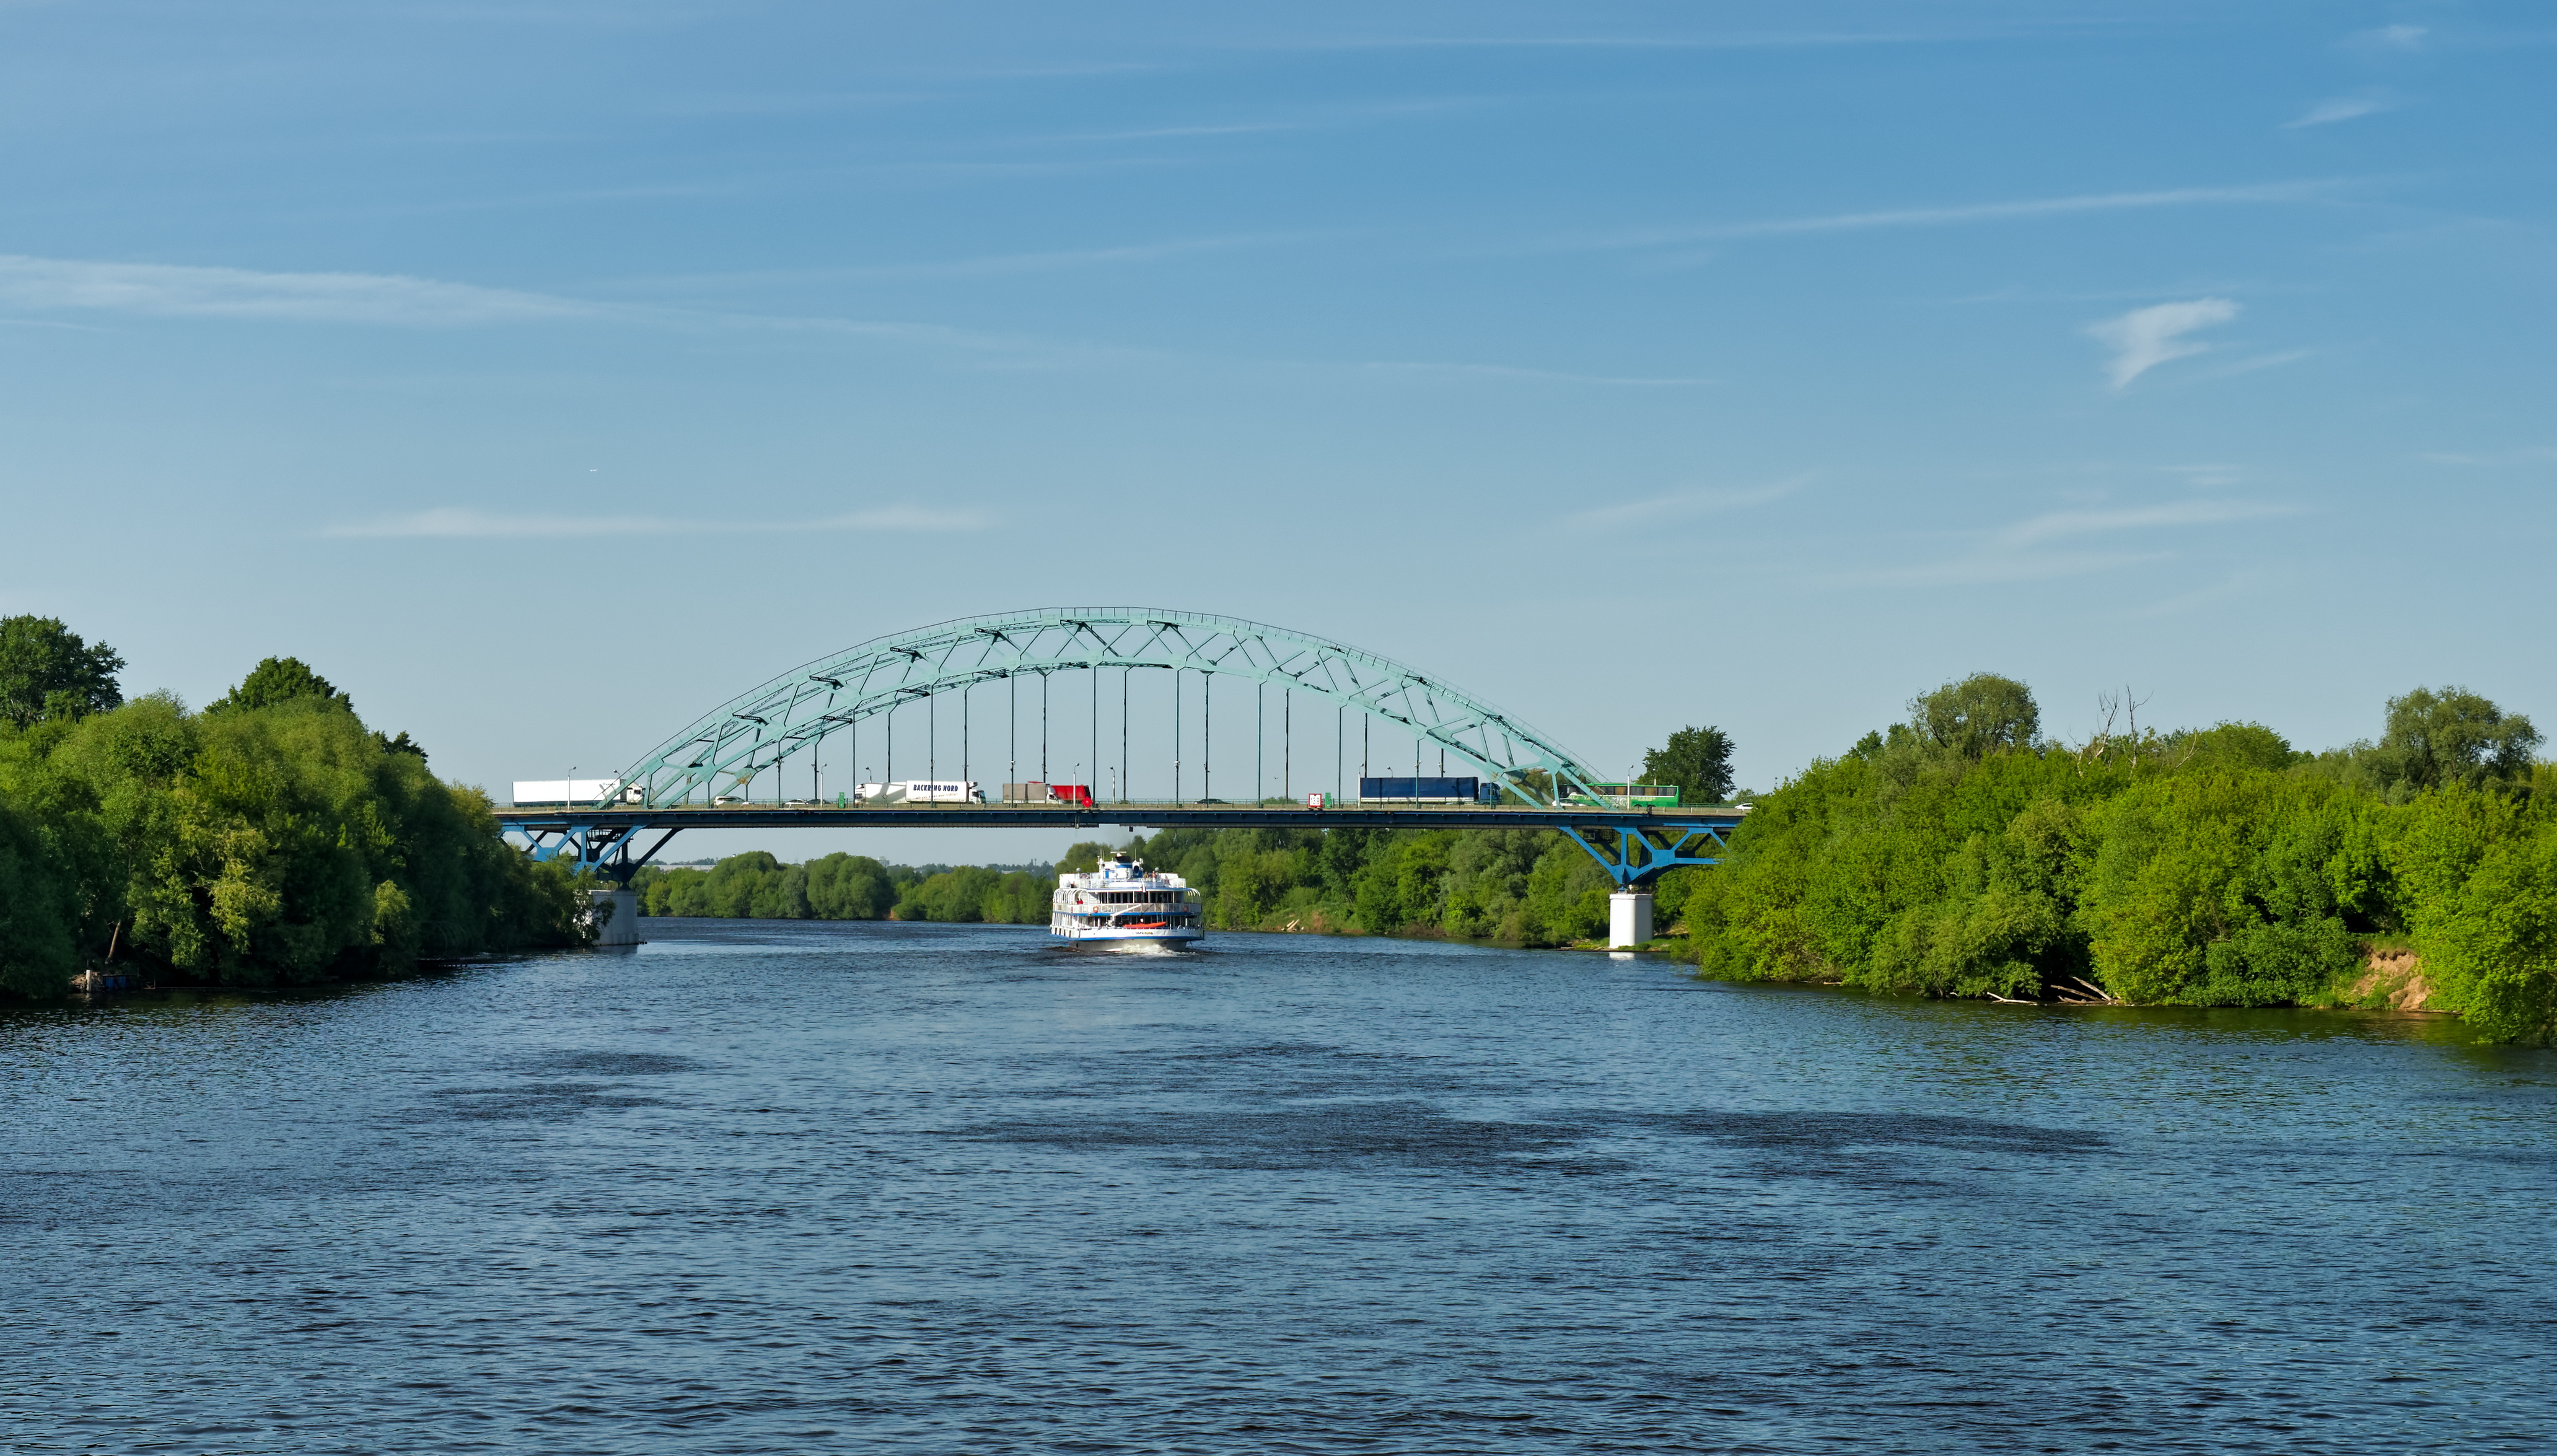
[6,919,2553,1453]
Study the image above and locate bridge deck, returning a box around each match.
[494,804,1747,833]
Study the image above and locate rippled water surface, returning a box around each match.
[7,919,2555,1453]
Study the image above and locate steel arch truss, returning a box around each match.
[610,607,1612,810]
[1561,820,1734,888]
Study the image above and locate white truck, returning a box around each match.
[511,778,643,807]
[854,781,985,804]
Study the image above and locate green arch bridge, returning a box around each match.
[494,607,1741,889]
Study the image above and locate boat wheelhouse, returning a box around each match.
[1051,854,1204,944]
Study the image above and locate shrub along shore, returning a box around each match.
[0,618,592,996]
[1678,675,2556,1043]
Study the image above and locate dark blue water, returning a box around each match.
[6,919,2553,1453]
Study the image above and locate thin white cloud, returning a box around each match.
[1544,182,2341,255]
[2287,93,2395,128]
[1624,249,1719,275]
[0,250,1143,368]
[1359,360,1714,387]
[1835,548,2171,588]
[325,509,677,538]
[2086,297,2239,388]
[787,238,1229,282]
[2415,445,2557,466]
[2123,570,2275,620]
[1289,32,1940,53]
[2349,24,2427,51]
[1,251,1696,387]
[1942,280,2276,306]
[0,255,589,325]
[2188,349,2311,382]
[1568,476,1808,529]
[1037,121,1304,144]
[931,61,1167,81]
[1831,497,2297,589]
[629,233,1318,287]
[812,505,991,531]
[1996,498,2296,548]
[2162,463,2245,488]
[323,505,988,539]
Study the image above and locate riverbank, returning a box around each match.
[631,838,2502,1030]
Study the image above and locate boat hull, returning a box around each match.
[1049,916,1204,944]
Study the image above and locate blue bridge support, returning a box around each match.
[499,804,1745,888]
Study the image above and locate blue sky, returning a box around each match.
[3,1,2550,861]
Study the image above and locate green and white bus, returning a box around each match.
[1571,782,1681,809]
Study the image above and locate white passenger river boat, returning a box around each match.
[1050,854,1204,944]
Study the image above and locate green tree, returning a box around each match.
[1684,742,2116,994]
[750,862,813,919]
[0,797,82,995]
[0,615,125,727]
[1909,673,2039,759]
[643,867,708,916]
[897,865,994,921]
[375,730,428,762]
[669,855,797,919]
[1442,829,1547,939]
[1677,675,2557,1035]
[2375,686,2540,792]
[804,853,897,919]
[1642,725,1735,804]
[2180,722,2299,771]
[1522,841,1611,944]
[2077,770,2368,1006]
[0,658,592,993]
[981,871,1050,924]
[208,657,353,716]
[1056,841,1112,874]
[0,686,587,989]
[1349,833,1452,933]
[2405,814,2557,1045]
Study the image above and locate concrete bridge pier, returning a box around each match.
[590,887,643,947]
[1608,891,1653,949]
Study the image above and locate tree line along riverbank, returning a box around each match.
[634,827,1662,947]
[1684,677,2556,1044]
[6,609,2552,1043]
[0,617,592,996]
[637,674,2557,1046]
